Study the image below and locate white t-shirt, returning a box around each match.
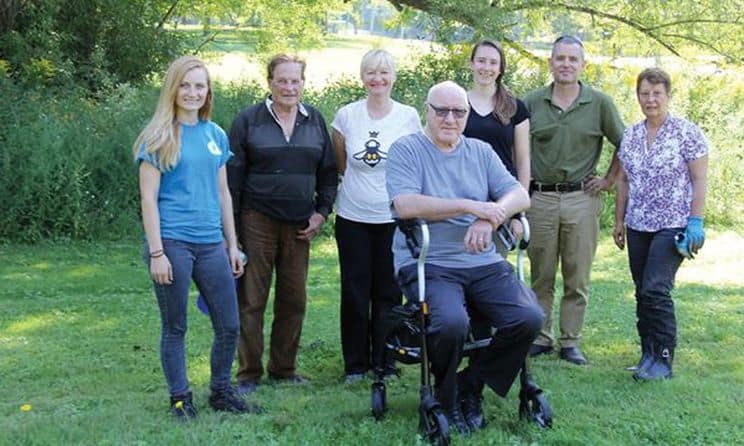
[332,99,421,223]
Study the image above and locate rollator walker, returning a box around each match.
[370,215,552,445]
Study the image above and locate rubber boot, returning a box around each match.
[626,337,654,372]
[633,345,673,381]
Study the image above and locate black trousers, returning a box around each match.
[397,261,543,410]
[626,228,684,347]
[335,216,401,374]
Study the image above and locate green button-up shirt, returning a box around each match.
[524,82,624,184]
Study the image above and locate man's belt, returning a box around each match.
[530,181,584,193]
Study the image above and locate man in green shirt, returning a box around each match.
[523,36,624,365]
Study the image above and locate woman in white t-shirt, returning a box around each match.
[331,49,421,383]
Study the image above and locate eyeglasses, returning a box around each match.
[427,104,468,119]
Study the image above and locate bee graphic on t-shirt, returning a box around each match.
[353,131,386,167]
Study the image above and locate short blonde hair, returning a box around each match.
[360,49,396,77]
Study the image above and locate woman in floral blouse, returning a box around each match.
[613,68,708,381]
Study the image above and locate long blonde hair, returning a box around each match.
[132,56,213,170]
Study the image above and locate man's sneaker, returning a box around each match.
[237,379,259,396]
[209,387,263,414]
[444,404,471,436]
[170,391,197,421]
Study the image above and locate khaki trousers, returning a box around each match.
[236,209,310,381]
[526,191,601,348]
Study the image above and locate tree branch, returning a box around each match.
[193,31,221,54]
[157,0,181,29]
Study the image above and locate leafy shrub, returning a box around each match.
[1,53,741,242]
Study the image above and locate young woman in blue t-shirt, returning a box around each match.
[133,56,259,420]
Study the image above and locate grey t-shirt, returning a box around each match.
[386,132,520,272]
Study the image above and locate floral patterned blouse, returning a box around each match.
[619,114,708,232]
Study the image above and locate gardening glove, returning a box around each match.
[685,216,705,254]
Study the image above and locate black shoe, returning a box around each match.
[170,391,197,421]
[559,346,587,365]
[457,370,485,431]
[382,365,401,381]
[529,344,554,357]
[269,373,310,385]
[445,404,471,436]
[209,387,263,414]
[344,372,367,384]
[237,379,259,396]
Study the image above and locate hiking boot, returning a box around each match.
[170,391,197,421]
[209,387,263,414]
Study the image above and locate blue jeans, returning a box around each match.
[144,239,239,396]
[626,228,684,347]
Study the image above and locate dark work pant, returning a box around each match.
[397,262,543,410]
[626,228,684,347]
[335,216,401,374]
[236,209,310,381]
[144,239,240,396]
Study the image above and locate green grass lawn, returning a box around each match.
[1,230,742,445]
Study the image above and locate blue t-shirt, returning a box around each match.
[386,132,519,272]
[137,120,232,244]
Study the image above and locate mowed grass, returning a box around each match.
[1,230,742,445]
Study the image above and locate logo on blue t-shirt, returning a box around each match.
[207,140,222,156]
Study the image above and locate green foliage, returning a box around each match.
[1,235,742,443]
[0,0,181,90]
[1,44,741,242]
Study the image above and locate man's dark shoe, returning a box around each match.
[269,373,310,385]
[529,344,554,357]
[170,391,197,421]
[382,365,401,381]
[209,387,263,414]
[236,379,259,396]
[445,404,471,436]
[344,372,366,384]
[559,346,587,365]
[457,370,485,431]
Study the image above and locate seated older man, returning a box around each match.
[386,81,544,435]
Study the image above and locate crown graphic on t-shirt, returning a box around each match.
[368,131,379,138]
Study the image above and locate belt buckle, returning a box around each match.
[555,183,568,193]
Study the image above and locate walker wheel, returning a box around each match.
[371,382,387,420]
[420,407,451,445]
